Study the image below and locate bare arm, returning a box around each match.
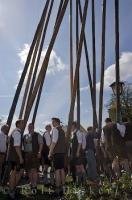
[76,143,81,157]
[49,142,56,156]
[15,146,23,163]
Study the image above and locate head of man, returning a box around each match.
[28,123,34,134]
[15,119,24,130]
[71,121,78,132]
[1,124,9,135]
[105,118,112,125]
[45,124,52,133]
[87,126,93,133]
[52,118,60,128]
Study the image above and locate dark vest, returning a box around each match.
[86,133,95,151]
[23,132,39,154]
[53,127,66,154]
[124,122,132,141]
[43,132,50,155]
[8,129,22,163]
[71,131,78,158]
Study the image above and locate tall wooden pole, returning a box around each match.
[23,0,70,130]
[115,0,120,122]
[70,0,73,99]
[67,0,89,137]
[19,30,43,119]
[98,0,106,131]
[31,0,55,124]
[76,0,80,128]
[92,0,97,128]
[78,0,98,126]
[6,0,50,128]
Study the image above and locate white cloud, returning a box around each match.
[80,52,132,92]
[103,52,132,90]
[17,43,66,78]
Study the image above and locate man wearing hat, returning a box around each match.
[48,117,66,196]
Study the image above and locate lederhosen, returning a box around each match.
[103,125,114,162]
[124,122,132,160]
[71,131,83,166]
[42,132,50,165]
[112,123,127,160]
[52,126,66,170]
[23,132,40,170]
[8,129,23,170]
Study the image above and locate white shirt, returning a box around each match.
[82,132,86,150]
[0,131,7,153]
[43,131,51,146]
[11,128,21,146]
[52,127,59,143]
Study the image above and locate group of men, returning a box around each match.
[0,116,132,199]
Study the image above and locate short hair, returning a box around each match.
[45,124,51,130]
[52,117,60,124]
[72,121,77,128]
[1,124,9,132]
[15,119,23,128]
[105,118,112,123]
[28,122,34,127]
[87,126,93,131]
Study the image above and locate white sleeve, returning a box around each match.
[82,133,86,150]
[76,131,82,144]
[45,132,51,146]
[52,128,58,143]
[13,131,21,146]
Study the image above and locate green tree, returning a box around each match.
[107,83,132,122]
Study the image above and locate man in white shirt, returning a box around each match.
[8,119,24,199]
[42,124,51,184]
[48,118,66,196]
[70,121,85,184]
[0,124,9,182]
[23,123,43,193]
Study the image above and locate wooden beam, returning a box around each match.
[67,0,89,137]
[6,0,50,128]
[22,0,70,129]
[98,0,106,131]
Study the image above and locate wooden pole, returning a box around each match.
[6,0,50,128]
[32,0,55,124]
[67,0,89,137]
[70,0,73,99]
[76,0,80,128]
[22,0,70,129]
[19,30,43,119]
[92,0,97,128]
[98,0,106,131]
[115,0,120,122]
[78,0,98,126]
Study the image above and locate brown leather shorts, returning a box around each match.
[24,152,39,171]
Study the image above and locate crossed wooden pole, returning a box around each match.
[6,0,120,138]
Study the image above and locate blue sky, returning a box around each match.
[0,0,132,130]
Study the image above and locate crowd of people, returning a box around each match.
[0,117,132,199]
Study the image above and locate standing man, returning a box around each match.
[70,121,85,185]
[85,127,98,182]
[23,123,43,193]
[8,119,24,199]
[42,124,51,184]
[0,124,9,182]
[48,118,66,196]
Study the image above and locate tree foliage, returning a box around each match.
[107,83,132,122]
